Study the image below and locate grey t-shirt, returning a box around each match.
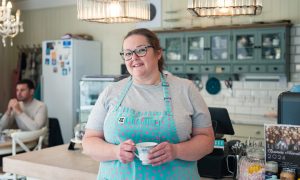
[86,74,212,141]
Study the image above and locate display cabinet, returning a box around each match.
[232,27,287,74]
[155,22,291,78]
[79,75,126,123]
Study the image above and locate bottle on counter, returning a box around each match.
[265,161,278,180]
[280,168,296,180]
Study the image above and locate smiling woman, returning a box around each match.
[82,28,214,180]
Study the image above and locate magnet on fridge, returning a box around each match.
[60,61,65,68]
[53,67,58,73]
[46,42,54,55]
[63,40,72,47]
[59,55,63,61]
[45,58,50,65]
[62,68,68,76]
[51,51,56,60]
[51,59,57,65]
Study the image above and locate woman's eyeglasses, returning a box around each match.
[120,45,153,61]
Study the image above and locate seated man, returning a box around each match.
[0,79,48,131]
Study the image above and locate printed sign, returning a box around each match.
[265,124,300,169]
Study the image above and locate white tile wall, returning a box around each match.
[291,25,300,82]
[202,80,287,115]
[296,46,300,54]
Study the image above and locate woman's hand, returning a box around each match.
[116,139,136,164]
[147,141,177,166]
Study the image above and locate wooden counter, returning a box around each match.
[3,144,230,180]
[3,144,98,180]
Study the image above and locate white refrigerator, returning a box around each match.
[42,39,101,143]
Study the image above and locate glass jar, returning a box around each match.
[280,168,295,180]
[74,122,86,142]
[265,161,278,179]
[237,146,265,180]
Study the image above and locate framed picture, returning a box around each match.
[265,124,300,170]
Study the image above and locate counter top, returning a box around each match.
[3,144,228,180]
[230,113,277,126]
[3,144,98,180]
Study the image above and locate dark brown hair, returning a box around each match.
[17,79,35,89]
[123,28,164,72]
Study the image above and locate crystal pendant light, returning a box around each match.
[77,0,150,23]
[0,0,24,47]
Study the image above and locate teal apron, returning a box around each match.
[99,74,200,180]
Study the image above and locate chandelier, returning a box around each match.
[0,0,24,47]
[77,0,151,23]
[187,0,262,17]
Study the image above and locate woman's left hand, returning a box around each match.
[147,141,177,166]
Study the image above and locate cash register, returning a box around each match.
[197,107,235,179]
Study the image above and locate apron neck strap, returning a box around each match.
[161,74,172,114]
[114,76,133,110]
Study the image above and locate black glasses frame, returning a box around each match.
[120,45,153,61]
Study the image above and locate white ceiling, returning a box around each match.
[14,0,76,10]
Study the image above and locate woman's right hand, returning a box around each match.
[117,139,136,164]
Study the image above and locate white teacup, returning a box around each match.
[134,142,158,165]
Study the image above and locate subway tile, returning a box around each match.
[226,106,236,114]
[288,82,296,90]
[221,81,227,89]
[291,37,300,45]
[251,107,270,116]
[228,98,244,106]
[235,106,251,115]
[276,81,288,89]
[291,74,300,82]
[234,89,251,97]
[293,55,300,63]
[269,90,285,99]
[291,27,296,36]
[231,81,243,89]
[296,27,300,36]
[244,96,259,106]
[290,45,296,54]
[290,56,295,63]
[260,82,280,89]
[244,81,260,89]
[251,90,268,97]
[213,98,228,106]
[295,64,300,72]
[259,97,273,107]
[290,64,295,73]
[296,46,300,54]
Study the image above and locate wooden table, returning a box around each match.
[3,144,98,180]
